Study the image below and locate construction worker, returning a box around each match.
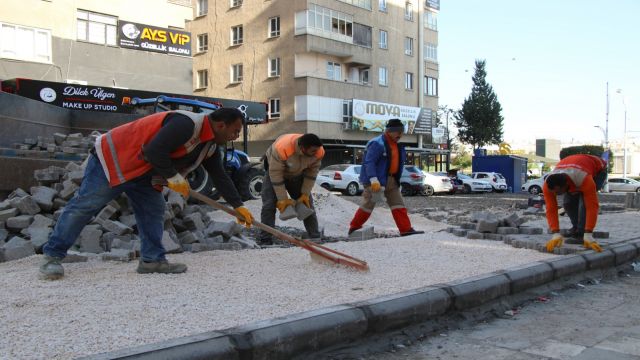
[260,133,324,244]
[544,154,607,253]
[348,119,424,237]
[39,108,254,280]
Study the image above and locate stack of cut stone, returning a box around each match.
[10,132,97,159]
[0,161,258,263]
[448,212,544,242]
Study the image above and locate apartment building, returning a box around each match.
[190,0,443,166]
[0,0,193,93]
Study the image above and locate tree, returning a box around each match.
[454,60,504,149]
[451,142,472,170]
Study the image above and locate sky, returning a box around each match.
[438,0,639,147]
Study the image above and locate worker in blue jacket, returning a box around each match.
[348,119,424,236]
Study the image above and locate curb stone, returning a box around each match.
[82,249,640,360]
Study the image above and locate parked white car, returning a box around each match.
[607,178,640,192]
[521,177,545,195]
[457,174,493,193]
[315,164,363,196]
[424,172,454,195]
[471,172,508,192]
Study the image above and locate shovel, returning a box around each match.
[189,191,369,272]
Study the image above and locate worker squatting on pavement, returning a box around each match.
[39,108,255,280]
[349,119,425,237]
[260,133,325,245]
[543,154,607,253]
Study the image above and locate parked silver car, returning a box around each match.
[471,172,508,192]
[315,164,363,196]
[607,178,640,192]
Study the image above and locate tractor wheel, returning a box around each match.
[187,165,218,202]
[238,167,265,201]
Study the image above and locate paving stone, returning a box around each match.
[77,225,104,253]
[161,231,182,253]
[200,235,225,246]
[102,249,136,262]
[59,180,79,200]
[0,200,11,211]
[53,209,63,222]
[497,227,519,235]
[349,226,375,241]
[191,242,242,252]
[483,233,504,241]
[119,214,137,228]
[8,188,29,199]
[184,213,206,231]
[6,215,34,231]
[176,231,196,245]
[593,231,609,239]
[2,236,35,261]
[100,220,133,236]
[229,235,260,249]
[466,231,483,240]
[459,222,476,230]
[452,229,468,237]
[503,213,527,228]
[53,133,67,145]
[171,218,187,232]
[524,206,543,215]
[0,208,19,222]
[163,208,175,221]
[205,221,236,237]
[67,170,85,185]
[0,229,8,243]
[95,205,118,224]
[167,190,186,212]
[9,195,41,215]
[30,214,54,228]
[24,227,51,252]
[29,186,57,212]
[476,220,499,233]
[519,227,544,235]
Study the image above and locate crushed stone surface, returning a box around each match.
[1,188,555,359]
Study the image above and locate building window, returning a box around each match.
[269,98,280,119]
[337,0,372,10]
[425,43,438,62]
[302,5,353,39]
[269,16,280,38]
[379,0,387,12]
[426,11,438,30]
[231,25,243,45]
[343,100,352,123]
[197,0,208,16]
[77,10,117,46]
[231,63,243,83]
[378,67,388,86]
[405,72,413,90]
[197,69,208,88]
[424,76,438,96]
[327,61,342,81]
[379,29,388,49]
[268,57,280,77]
[353,23,372,47]
[230,0,242,8]
[197,33,208,52]
[405,2,413,21]
[404,37,413,56]
[0,23,52,63]
[360,68,370,84]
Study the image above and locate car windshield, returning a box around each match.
[354,165,361,174]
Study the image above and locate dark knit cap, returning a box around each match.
[385,118,405,132]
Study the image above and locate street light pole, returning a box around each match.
[445,109,451,171]
[617,89,627,178]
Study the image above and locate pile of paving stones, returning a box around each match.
[0,159,258,263]
[9,132,97,159]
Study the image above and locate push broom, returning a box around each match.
[190,191,369,272]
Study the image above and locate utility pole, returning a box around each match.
[445,109,451,171]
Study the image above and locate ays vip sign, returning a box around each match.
[118,21,191,56]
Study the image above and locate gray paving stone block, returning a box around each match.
[476,220,499,233]
[206,221,236,237]
[452,229,468,237]
[504,213,527,228]
[459,222,476,230]
[62,254,89,263]
[29,186,57,212]
[466,231,483,240]
[519,227,544,235]
[161,231,182,254]
[483,233,505,241]
[59,180,79,200]
[610,244,638,265]
[177,231,198,245]
[0,229,8,243]
[352,287,451,333]
[30,214,54,228]
[349,226,375,241]
[119,214,137,228]
[592,231,609,239]
[200,235,225,246]
[8,188,29,199]
[53,133,67,145]
[447,273,511,310]
[102,249,136,262]
[581,249,615,270]
[9,195,41,215]
[497,227,519,235]
[228,305,367,360]
[77,225,104,253]
[191,242,242,252]
[504,262,554,294]
[0,200,11,211]
[67,170,85,185]
[24,227,51,252]
[0,208,19,222]
[184,213,206,231]
[229,235,260,249]
[470,211,498,223]
[52,198,67,210]
[100,220,133,236]
[6,215,34,231]
[543,255,588,278]
[95,205,118,224]
[2,236,35,261]
[167,190,186,213]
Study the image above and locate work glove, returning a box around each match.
[297,193,311,208]
[234,206,254,228]
[276,199,296,213]
[583,232,602,252]
[545,233,564,253]
[370,177,382,193]
[167,173,190,199]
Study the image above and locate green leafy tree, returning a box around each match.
[451,142,472,170]
[454,60,504,149]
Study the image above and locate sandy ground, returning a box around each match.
[0,190,556,359]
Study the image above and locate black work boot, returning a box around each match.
[564,228,584,244]
[400,228,425,237]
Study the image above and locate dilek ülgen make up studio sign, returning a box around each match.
[118,21,191,56]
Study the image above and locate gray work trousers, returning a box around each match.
[260,174,320,241]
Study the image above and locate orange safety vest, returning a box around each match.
[95,110,216,187]
[274,133,325,161]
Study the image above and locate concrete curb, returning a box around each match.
[83,246,640,360]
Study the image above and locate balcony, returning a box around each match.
[304,35,372,66]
